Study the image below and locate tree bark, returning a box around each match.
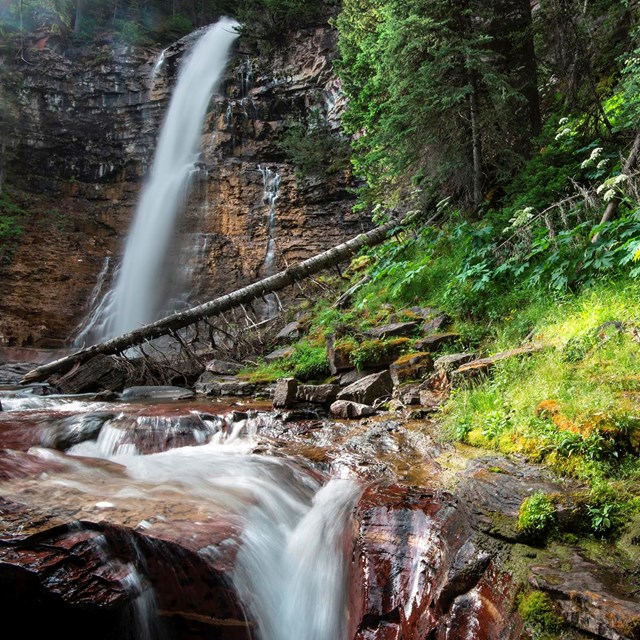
[592,129,640,242]
[469,73,483,208]
[21,216,404,385]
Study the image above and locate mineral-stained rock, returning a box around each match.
[273,377,299,408]
[337,370,393,406]
[329,400,376,419]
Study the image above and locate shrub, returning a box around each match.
[517,491,556,541]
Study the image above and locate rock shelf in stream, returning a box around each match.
[0,388,639,638]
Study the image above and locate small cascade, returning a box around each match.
[258,165,282,318]
[73,256,114,346]
[83,18,239,343]
[149,47,168,92]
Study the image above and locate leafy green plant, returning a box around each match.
[290,341,330,381]
[517,492,557,540]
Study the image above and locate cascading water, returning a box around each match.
[84,18,239,343]
[258,165,282,318]
[0,390,361,640]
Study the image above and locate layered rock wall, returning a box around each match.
[0,22,362,348]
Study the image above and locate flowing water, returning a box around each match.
[0,387,361,640]
[82,18,239,343]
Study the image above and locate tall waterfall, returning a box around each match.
[82,18,239,343]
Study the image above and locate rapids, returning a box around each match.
[0,387,361,640]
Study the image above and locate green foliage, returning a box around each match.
[278,108,350,179]
[290,341,330,381]
[517,590,562,635]
[234,0,329,50]
[517,492,557,540]
[335,0,538,209]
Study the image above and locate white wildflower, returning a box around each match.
[596,159,609,170]
[603,189,617,202]
[555,127,571,140]
[558,117,569,125]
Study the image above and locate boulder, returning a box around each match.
[450,344,546,382]
[364,322,419,340]
[337,369,393,406]
[329,400,376,419]
[326,335,354,374]
[205,359,243,375]
[264,347,294,363]
[422,313,451,335]
[273,378,299,408]
[434,353,476,378]
[296,384,339,407]
[414,332,460,351]
[275,321,302,344]
[194,372,257,397]
[389,352,434,385]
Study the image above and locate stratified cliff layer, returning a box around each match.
[0,21,362,347]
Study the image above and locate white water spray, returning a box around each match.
[90,18,239,341]
[258,165,281,318]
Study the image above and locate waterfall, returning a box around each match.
[258,165,281,318]
[85,18,239,343]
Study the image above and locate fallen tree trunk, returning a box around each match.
[22,216,404,385]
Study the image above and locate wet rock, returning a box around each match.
[120,386,195,401]
[194,372,257,397]
[296,383,339,407]
[337,370,393,406]
[205,359,243,375]
[43,412,115,451]
[330,400,376,419]
[364,322,419,340]
[389,352,434,385]
[0,501,248,640]
[273,377,298,408]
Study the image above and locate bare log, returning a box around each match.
[21,216,404,384]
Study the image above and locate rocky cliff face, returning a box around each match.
[0,22,361,348]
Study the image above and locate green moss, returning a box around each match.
[517,590,563,635]
[351,337,410,370]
